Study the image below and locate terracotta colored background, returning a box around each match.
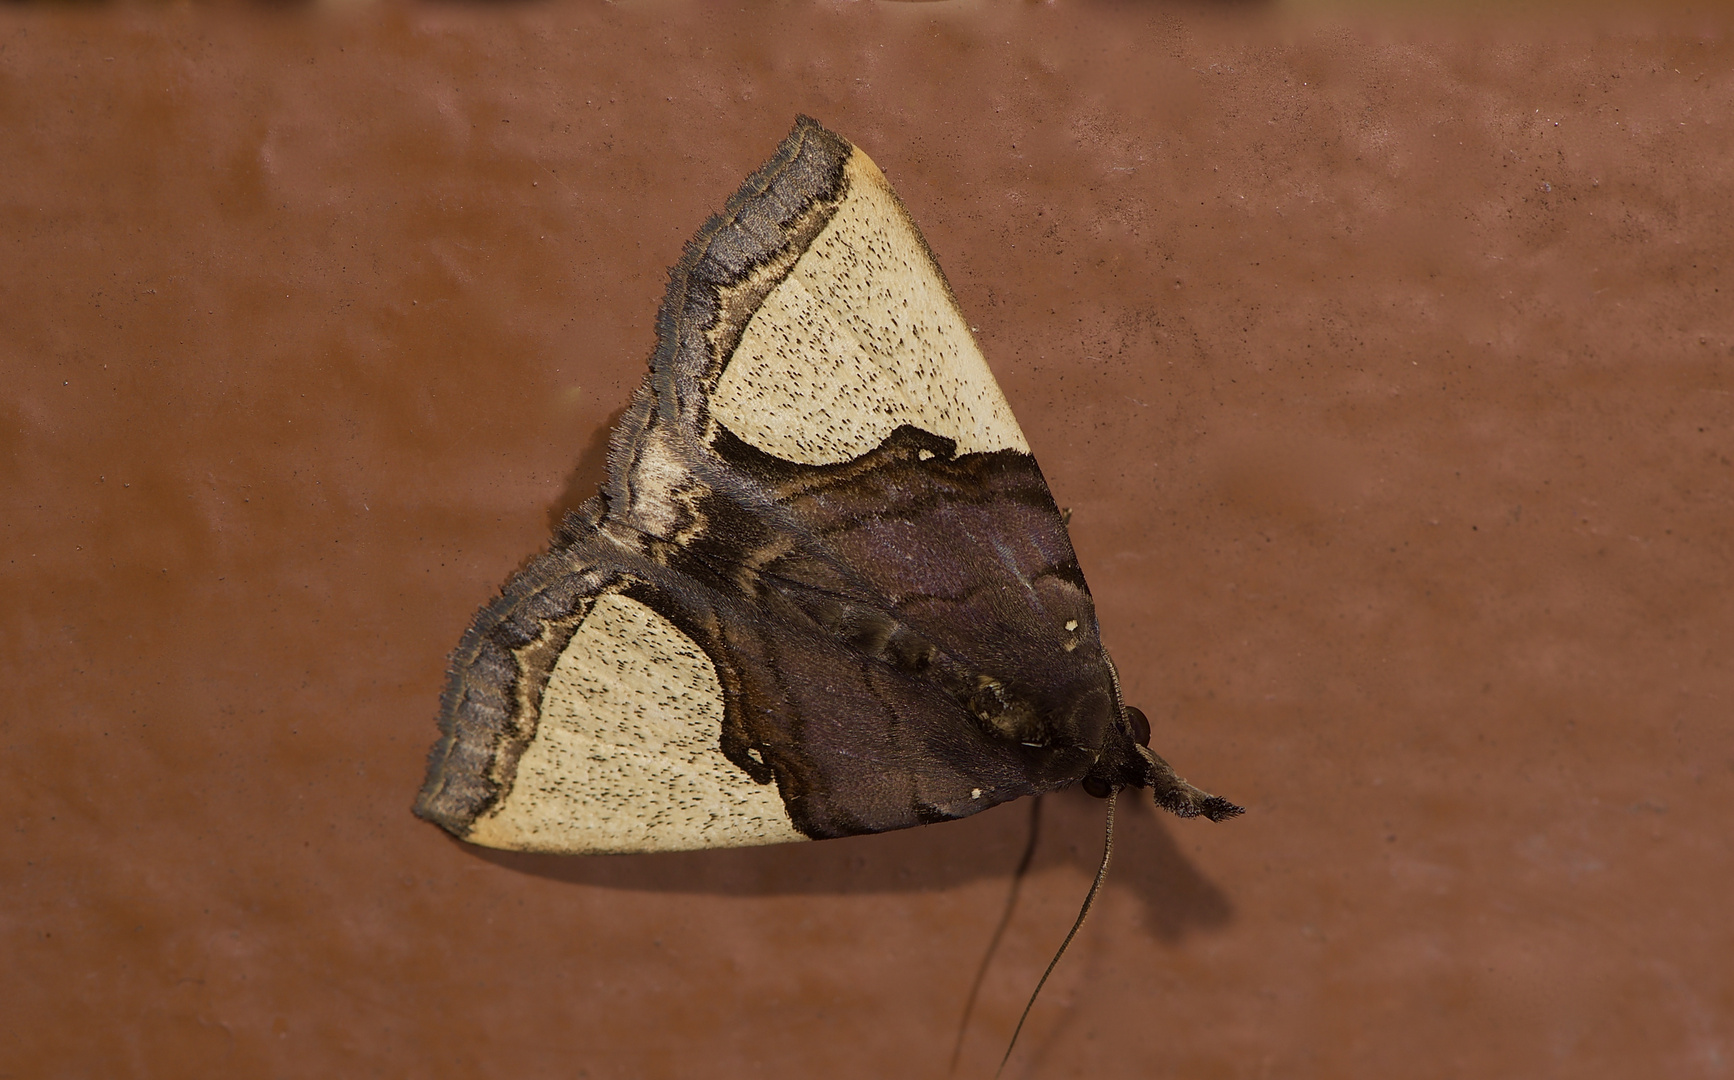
[4,5,1730,1078]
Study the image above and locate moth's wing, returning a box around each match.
[658,549,1071,840]
[413,526,806,854]
[418,118,1128,854]
[619,118,1129,832]
[650,115,1031,466]
[412,502,1057,849]
[685,432,1122,839]
[647,118,1094,665]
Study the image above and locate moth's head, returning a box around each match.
[964,665,1122,783]
[1079,704,1152,799]
[1085,704,1245,823]
[1031,671,1126,771]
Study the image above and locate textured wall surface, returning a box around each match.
[4,5,1730,1078]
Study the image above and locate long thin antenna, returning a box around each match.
[950,797,1044,1075]
[996,789,1118,1078]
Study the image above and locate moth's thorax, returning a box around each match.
[612,426,710,553]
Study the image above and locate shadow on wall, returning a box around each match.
[467,785,1235,944]
[544,404,627,537]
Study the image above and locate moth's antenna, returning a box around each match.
[996,789,1117,1078]
[949,796,1044,1075]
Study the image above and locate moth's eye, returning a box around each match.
[1081,776,1113,799]
[1125,706,1152,747]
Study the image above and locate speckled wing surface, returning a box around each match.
[414,117,1238,854]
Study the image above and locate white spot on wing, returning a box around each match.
[467,592,805,853]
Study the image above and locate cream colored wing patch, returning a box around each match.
[465,591,805,853]
[709,149,1029,466]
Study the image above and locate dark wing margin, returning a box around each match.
[649,115,853,436]
[413,537,620,835]
[416,118,862,844]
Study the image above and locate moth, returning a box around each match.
[414,115,1238,858]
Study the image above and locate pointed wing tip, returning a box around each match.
[786,113,847,152]
[411,778,477,839]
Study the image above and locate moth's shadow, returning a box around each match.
[471,787,1233,943]
[544,404,627,535]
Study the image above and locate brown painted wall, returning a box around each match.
[4,5,1730,1078]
